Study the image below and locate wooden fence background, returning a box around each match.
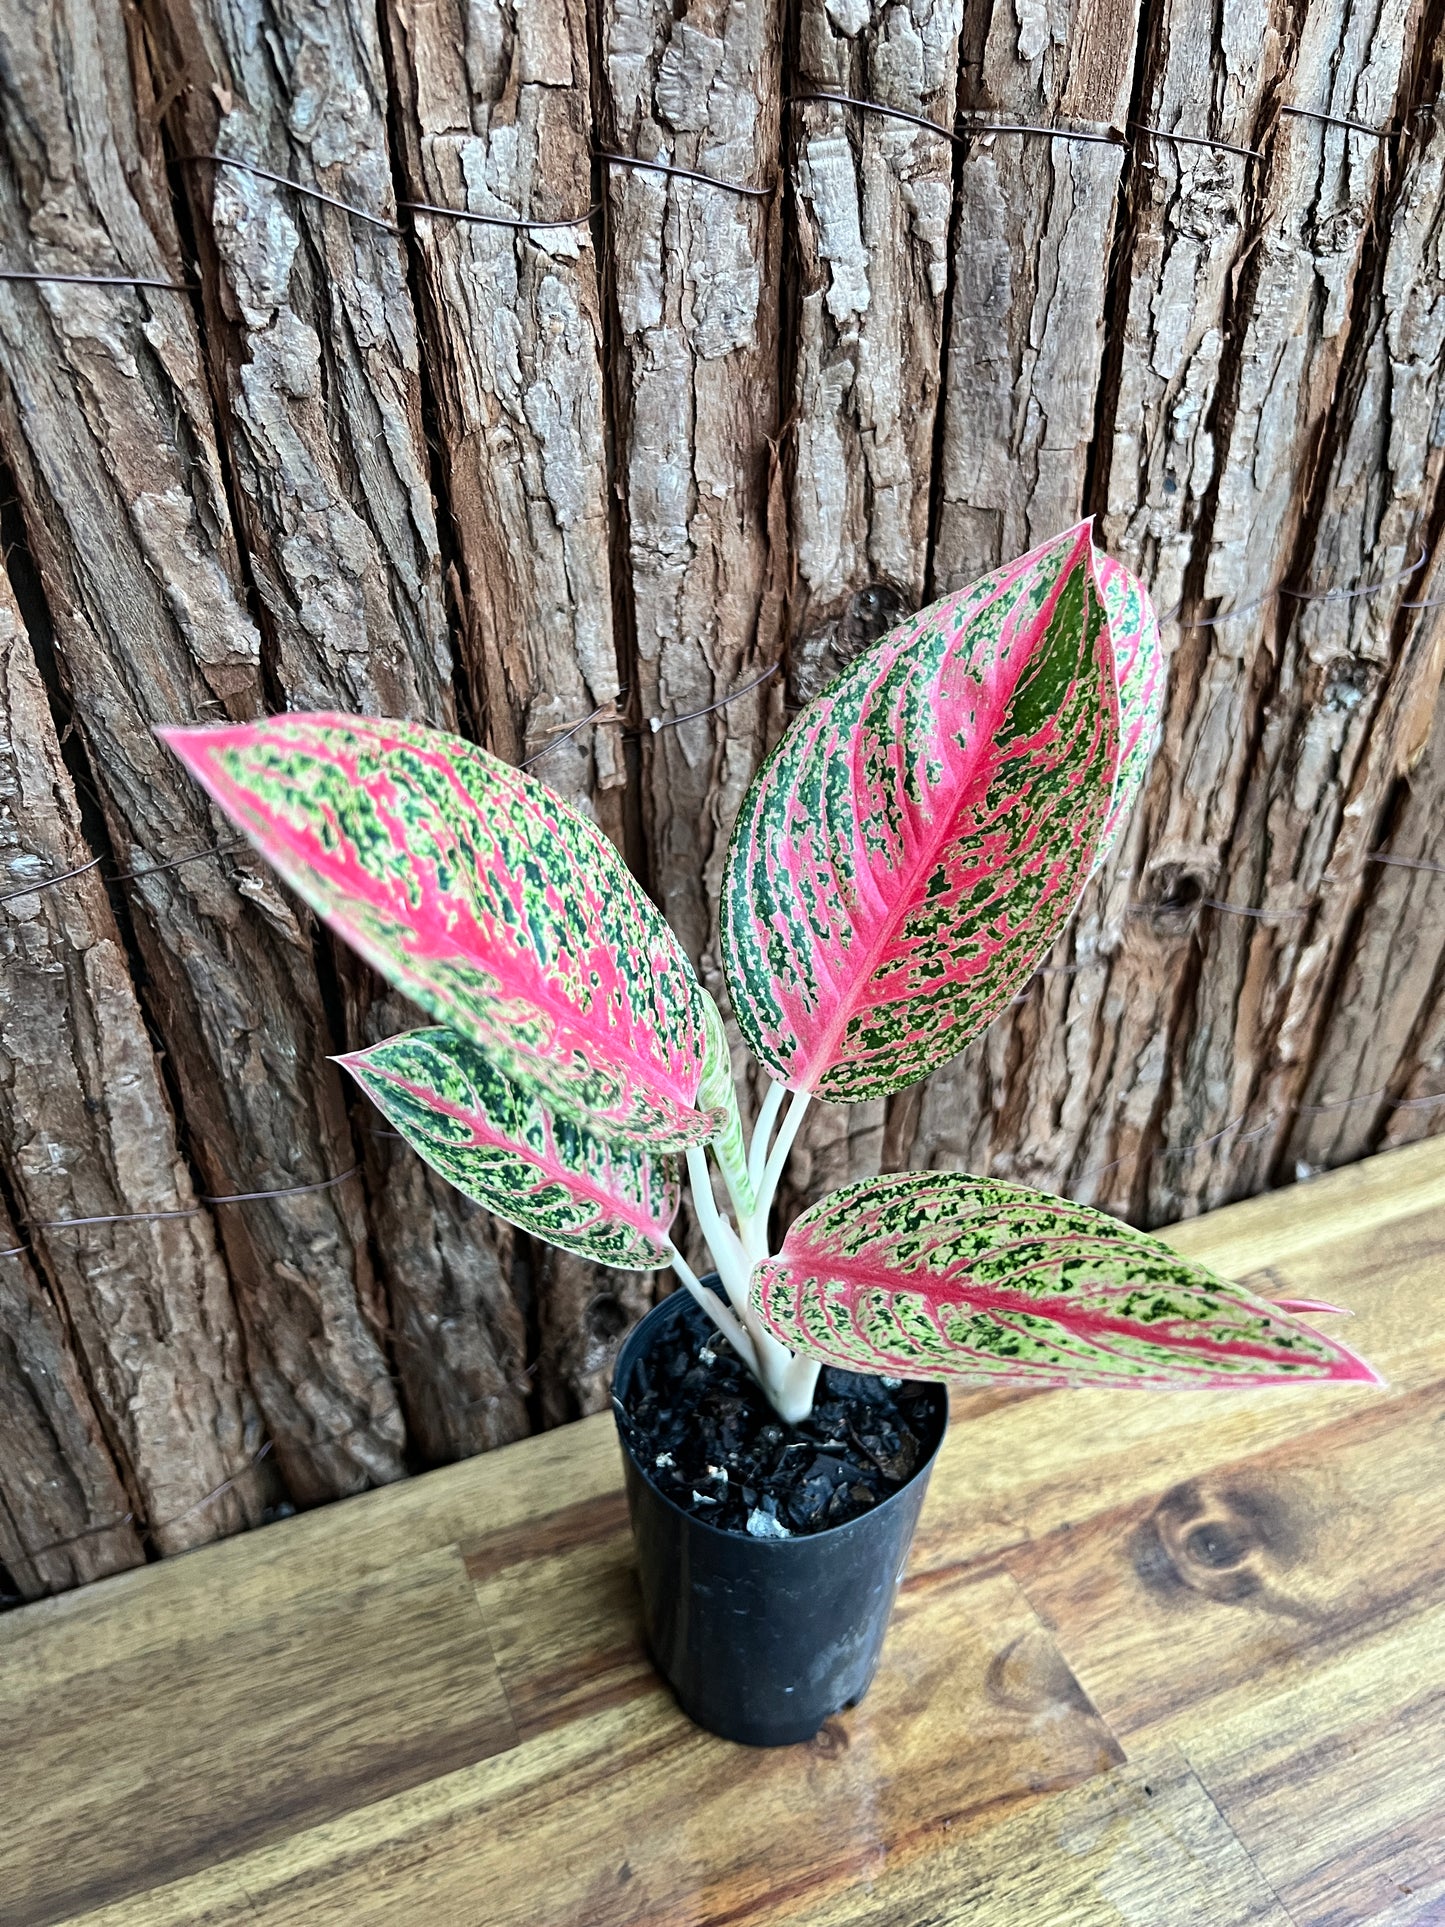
[1,0,1443,1602]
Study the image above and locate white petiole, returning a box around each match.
[670,1078,823,1426]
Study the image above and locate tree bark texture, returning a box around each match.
[0,1183,145,1604]
[0,579,150,1601]
[383,0,624,827]
[904,0,1440,1225]
[0,0,407,1503]
[142,0,455,721]
[930,0,1141,589]
[593,0,786,972]
[144,0,545,1468]
[788,0,962,646]
[0,0,1442,1598]
[0,572,267,1554]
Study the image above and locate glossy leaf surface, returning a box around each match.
[752,1172,1381,1388]
[1093,548,1165,868]
[339,1027,680,1268]
[161,714,718,1150]
[721,525,1119,1101]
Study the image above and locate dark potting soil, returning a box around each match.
[616,1294,936,1539]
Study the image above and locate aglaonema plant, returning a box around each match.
[161,524,1379,1428]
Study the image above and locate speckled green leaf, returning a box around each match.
[161,713,718,1150]
[698,988,755,1217]
[1093,547,1165,870]
[721,525,1119,1102]
[752,1172,1380,1388]
[339,1027,679,1269]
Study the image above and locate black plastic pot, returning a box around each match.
[612,1287,949,1747]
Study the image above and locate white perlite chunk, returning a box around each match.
[746,1508,791,1540]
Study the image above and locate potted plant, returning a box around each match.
[163,522,1377,1747]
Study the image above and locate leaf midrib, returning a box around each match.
[789,571,1074,1090]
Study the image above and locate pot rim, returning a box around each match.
[611,1286,950,1552]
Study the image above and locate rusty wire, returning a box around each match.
[1167,547,1427,629]
[0,838,249,908]
[7,82,1412,309]
[1279,103,1400,140]
[1076,1084,1443,1188]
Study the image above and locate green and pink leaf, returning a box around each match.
[721,524,1120,1102]
[161,714,717,1150]
[751,1172,1380,1388]
[1092,547,1165,868]
[339,1027,680,1269]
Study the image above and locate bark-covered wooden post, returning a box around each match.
[0,577,266,1550]
[381,0,648,1423]
[0,0,406,1502]
[592,0,787,972]
[0,0,1443,1597]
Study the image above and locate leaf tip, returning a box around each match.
[1327,1343,1386,1387]
[154,721,214,763]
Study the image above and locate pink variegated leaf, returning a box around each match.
[1092,547,1165,870]
[720,525,1120,1101]
[339,1027,679,1269]
[752,1172,1381,1389]
[160,714,719,1150]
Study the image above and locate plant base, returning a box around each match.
[612,1290,949,1747]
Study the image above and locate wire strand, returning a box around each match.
[176,153,402,233]
[400,197,597,231]
[596,151,776,199]
[0,268,198,293]
[0,1167,362,1256]
[649,664,778,733]
[1128,121,1263,161]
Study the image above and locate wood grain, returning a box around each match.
[2,1138,1439,1926]
[0,1544,516,1924]
[784,1745,1295,1926]
[49,1568,1122,1927]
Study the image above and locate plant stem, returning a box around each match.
[709,1079,757,1224]
[698,991,756,1221]
[769,1351,823,1427]
[684,1146,752,1316]
[667,1246,759,1375]
[686,1077,819,1424]
[747,1078,787,1192]
[755,1088,812,1228]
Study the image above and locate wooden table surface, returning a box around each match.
[5,1139,1444,1927]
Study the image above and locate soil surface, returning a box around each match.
[616,1293,940,1537]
